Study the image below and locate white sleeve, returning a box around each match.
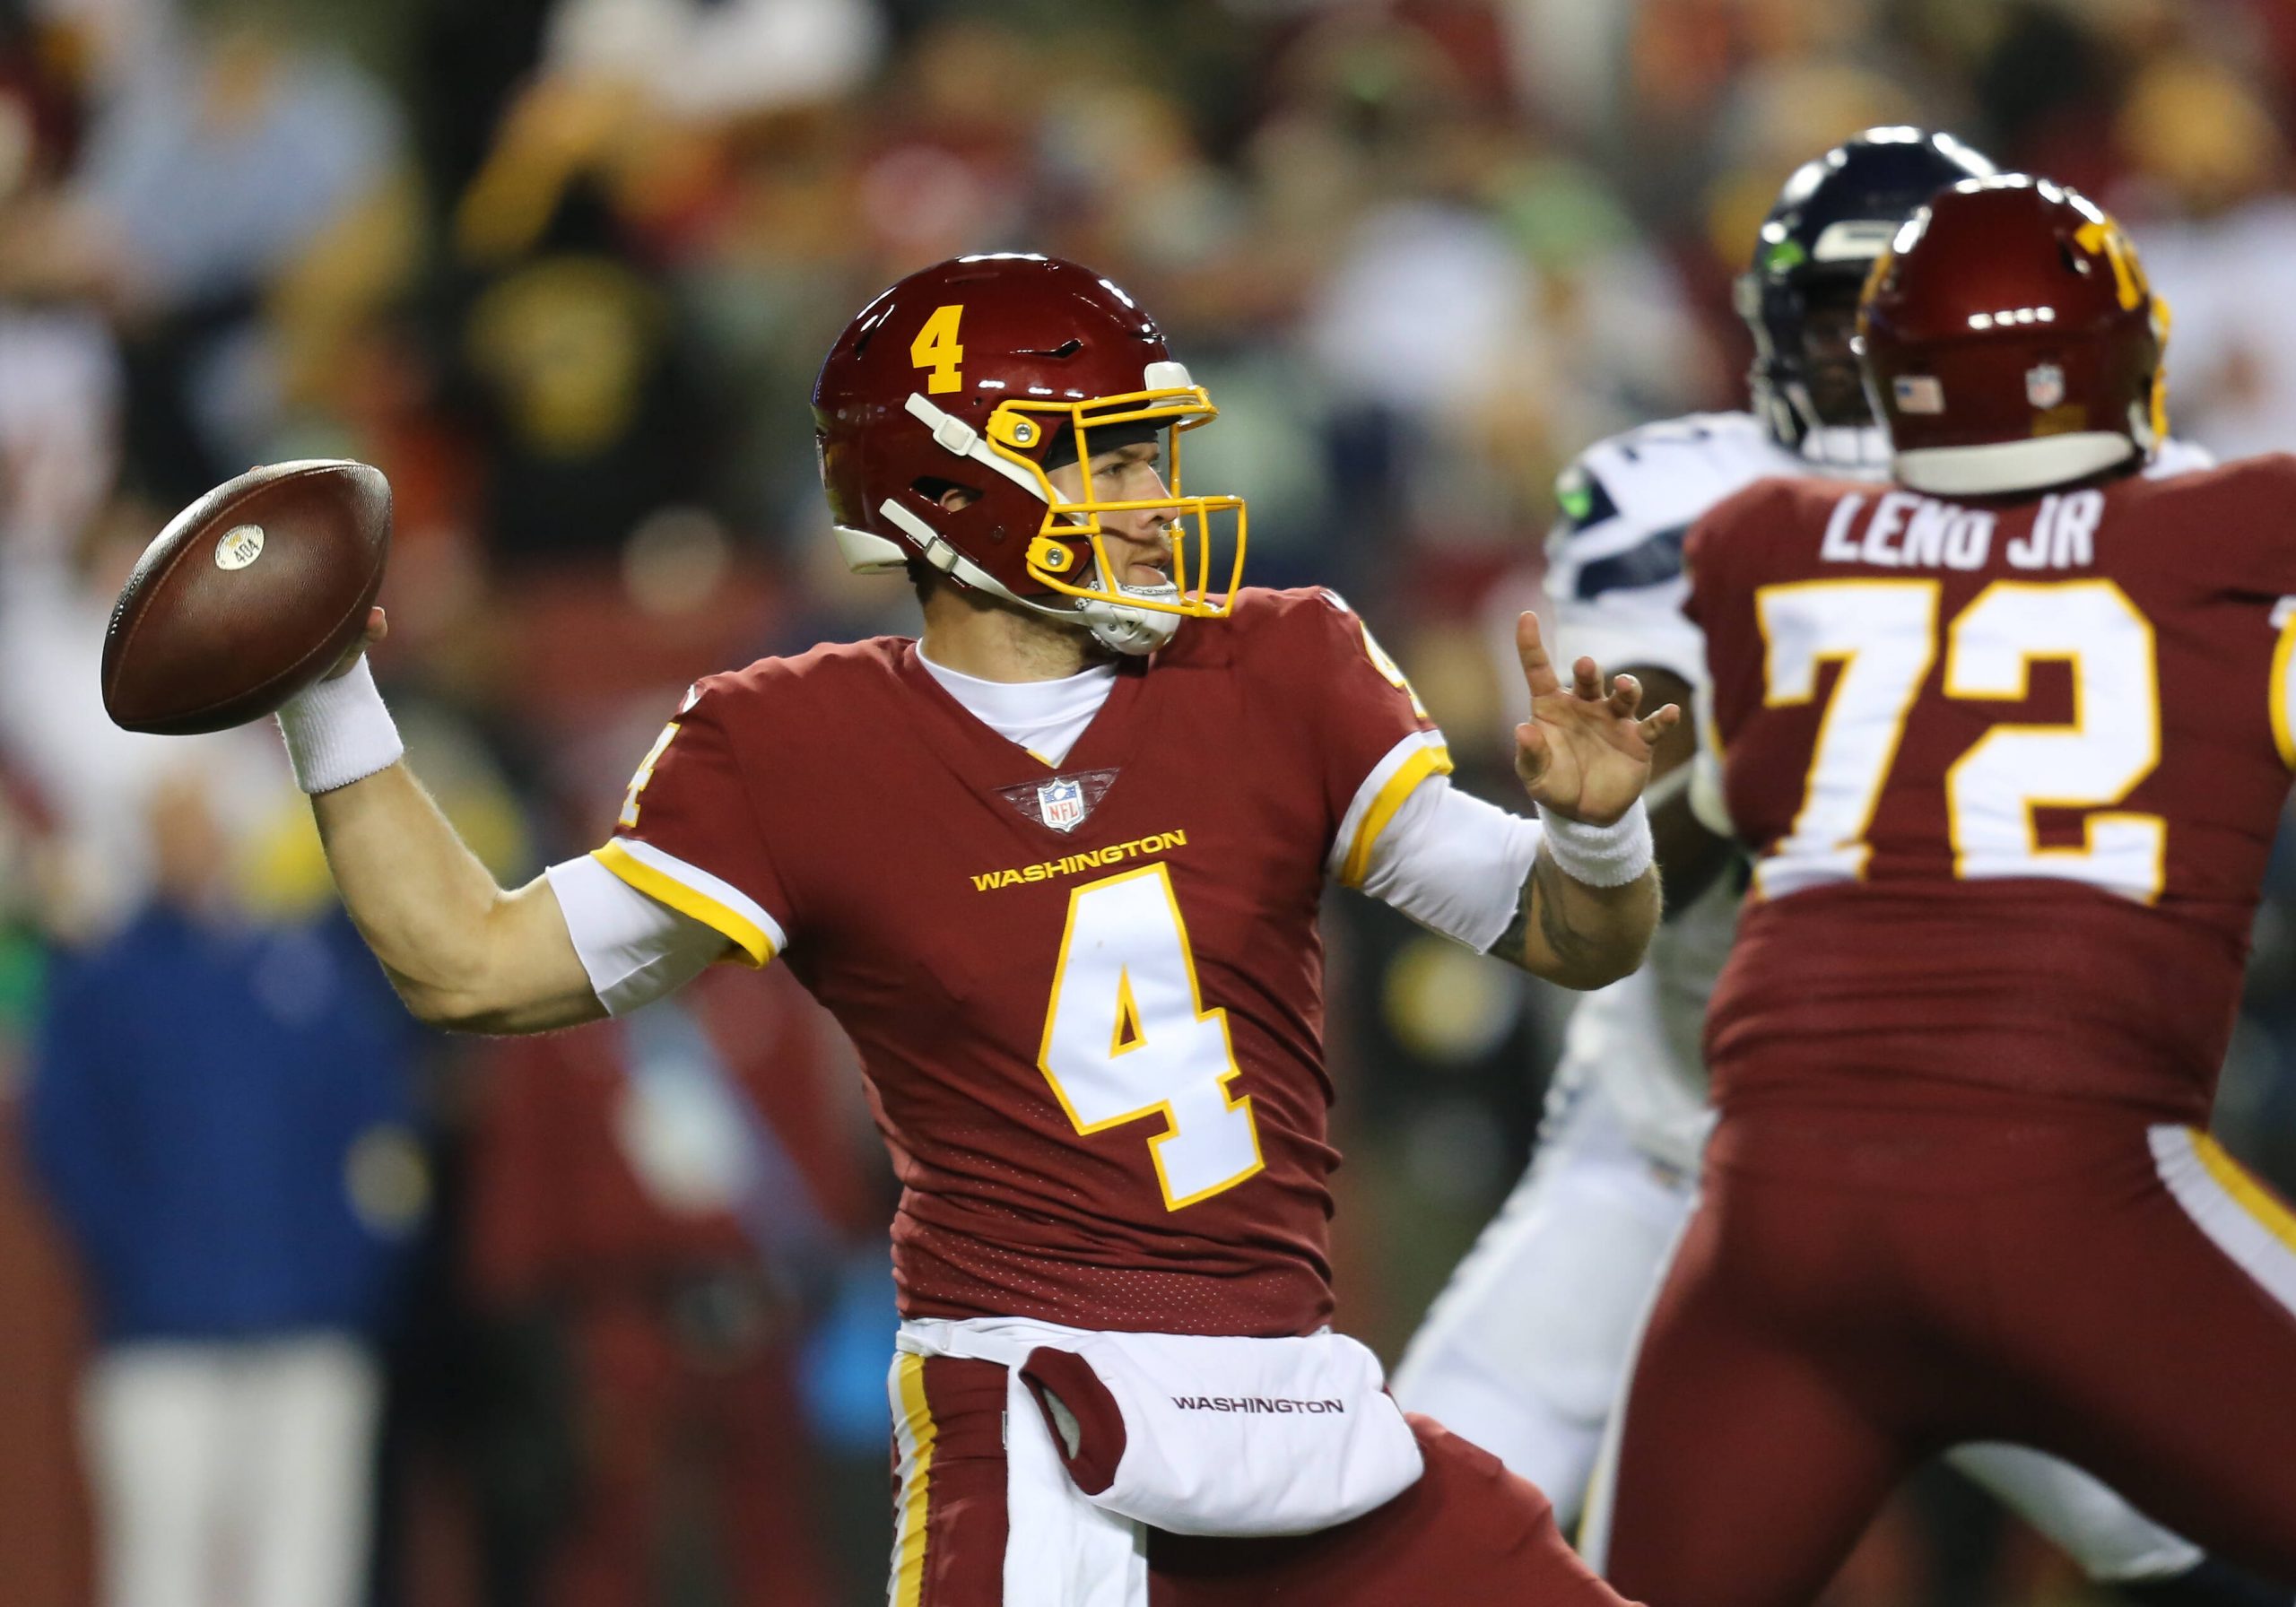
[544,852,733,1016]
[1355,773,1543,951]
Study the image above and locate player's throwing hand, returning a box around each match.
[324,606,388,681]
[1513,612,1679,826]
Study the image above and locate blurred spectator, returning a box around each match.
[22,766,428,1607]
[0,235,294,940]
[458,965,867,1606]
[444,184,728,565]
[2113,52,2296,463]
[61,0,414,504]
[0,134,275,940]
[0,298,116,560]
[543,0,885,123]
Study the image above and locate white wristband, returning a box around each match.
[275,656,403,795]
[1537,797,1654,888]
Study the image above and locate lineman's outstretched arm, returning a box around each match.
[290,611,605,1034]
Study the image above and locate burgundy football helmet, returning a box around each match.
[813,254,1245,655]
[1859,174,2170,497]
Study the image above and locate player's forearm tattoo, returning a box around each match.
[1499,851,1602,974]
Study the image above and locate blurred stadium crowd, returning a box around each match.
[4,0,2296,1603]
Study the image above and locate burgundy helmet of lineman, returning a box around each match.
[1859,174,2170,498]
[813,253,1246,656]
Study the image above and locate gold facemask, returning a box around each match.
[982,382,1248,618]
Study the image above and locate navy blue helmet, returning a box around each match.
[1737,127,1996,449]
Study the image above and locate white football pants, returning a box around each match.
[82,1333,383,1607]
[1393,1075,2207,1583]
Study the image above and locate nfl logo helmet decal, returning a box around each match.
[1039,777,1088,833]
[2026,362,2066,409]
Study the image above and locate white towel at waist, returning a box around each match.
[897,1316,1425,1605]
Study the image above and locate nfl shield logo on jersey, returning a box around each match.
[2025,362,2066,409]
[995,769,1119,832]
[1039,777,1088,832]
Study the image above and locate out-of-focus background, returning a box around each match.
[3,0,2295,1603]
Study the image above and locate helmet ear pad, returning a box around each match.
[900,416,1171,595]
[893,470,1042,587]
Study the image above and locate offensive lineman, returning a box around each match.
[1396,130,2264,1602]
[1585,174,2296,1603]
[263,255,1673,1603]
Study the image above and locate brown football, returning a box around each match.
[102,460,391,735]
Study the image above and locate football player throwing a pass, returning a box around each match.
[1584,175,2296,1603]
[1398,131,2275,1605]
[266,254,1672,1605]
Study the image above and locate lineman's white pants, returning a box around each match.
[82,1333,382,1607]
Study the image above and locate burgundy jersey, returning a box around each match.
[1686,456,2296,1125]
[593,587,1448,1337]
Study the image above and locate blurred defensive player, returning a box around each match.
[1583,174,2296,1603]
[1397,130,2266,1603]
[264,254,1676,1603]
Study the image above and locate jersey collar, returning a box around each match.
[893,639,1160,837]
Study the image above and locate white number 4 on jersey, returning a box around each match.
[1038,865,1265,1209]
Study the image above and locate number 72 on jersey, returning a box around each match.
[1752,578,2164,900]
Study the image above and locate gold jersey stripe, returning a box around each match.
[2192,1130,2296,1255]
[591,841,775,967]
[891,1353,938,1607]
[2271,610,2296,770]
[1338,743,1454,889]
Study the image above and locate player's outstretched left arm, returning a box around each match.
[1495,612,1677,988]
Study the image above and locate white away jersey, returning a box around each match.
[1542,413,1811,1167]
